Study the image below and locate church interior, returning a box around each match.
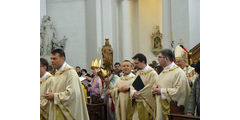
[40,0,200,120]
[40,0,199,72]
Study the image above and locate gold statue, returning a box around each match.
[101,39,114,120]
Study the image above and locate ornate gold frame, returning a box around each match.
[151,25,163,56]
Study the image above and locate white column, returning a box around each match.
[85,0,99,72]
[40,0,46,23]
[171,0,190,50]
[102,0,113,44]
[96,0,103,55]
[189,0,200,48]
[162,0,172,49]
[102,0,121,63]
[120,0,133,60]
[112,0,121,63]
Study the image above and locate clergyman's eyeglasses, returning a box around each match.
[158,56,165,58]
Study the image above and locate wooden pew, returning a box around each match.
[87,103,105,120]
[168,114,200,120]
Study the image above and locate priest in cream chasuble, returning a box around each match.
[43,49,89,120]
[129,53,158,120]
[110,60,136,120]
[40,58,53,120]
[153,49,190,120]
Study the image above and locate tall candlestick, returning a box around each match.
[171,32,173,41]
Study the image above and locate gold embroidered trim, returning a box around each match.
[134,69,154,112]
[166,88,173,101]
[54,68,73,76]
[162,66,179,73]
[40,75,51,85]
[57,95,75,120]
[139,94,154,112]
[139,69,154,76]
[40,106,48,119]
[186,70,196,77]
[120,76,135,81]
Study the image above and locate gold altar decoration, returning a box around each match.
[151,25,163,56]
[188,43,200,65]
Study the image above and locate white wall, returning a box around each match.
[46,0,87,69]
[134,0,163,63]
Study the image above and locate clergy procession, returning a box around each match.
[40,44,200,120]
[39,0,201,119]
